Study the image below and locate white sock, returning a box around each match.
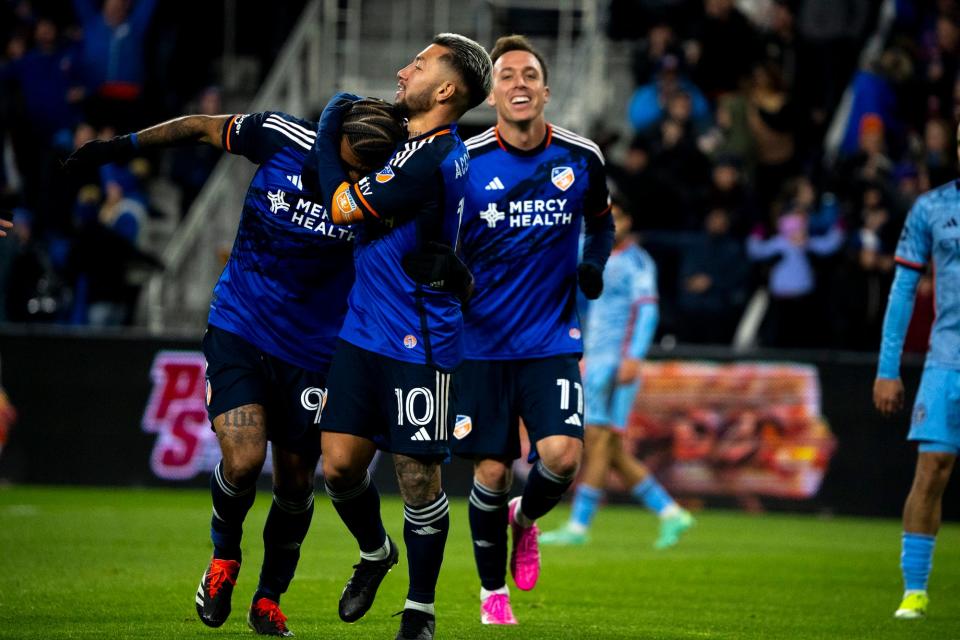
[359,537,391,562]
[404,599,435,615]
[513,499,534,528]
[903,589,927,597]
[660,504,682,519]
[481,585,509,600]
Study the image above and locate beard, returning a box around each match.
[394,84,434,118]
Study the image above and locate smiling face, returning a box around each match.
[488,50,549,126]
[395,44,453,117]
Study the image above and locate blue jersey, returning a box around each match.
[893,180,960,369]
[585,241,658,361]
[460,124,611,359]
[329,125,469,372]
[209,111,355,372]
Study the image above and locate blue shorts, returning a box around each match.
[202,325,327,455]
[584,358,640,431]
[909,366,960,454]
[451,356,584,461]
[322,339,453,459]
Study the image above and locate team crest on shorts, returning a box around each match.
[454,414,473,440]
[376,166,395,183]
[403,334,418,349]
[551,166,575,192]
[913,403,927,425]
[569,327,581,340]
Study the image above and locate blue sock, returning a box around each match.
[901,532,936,592]
[404,492,450,605]
[210,461,257,562]
[254,488,315,605]
[467,479,509,591]
[325,471,388,554]
[520,460,574,521]
[630,476,676,516]
[570,484,603,530]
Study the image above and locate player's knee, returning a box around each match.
[539,437,583,478]
[474,459,512,492]
[222,452,265,487]
[322,457,364,490]
[915,452,955,492]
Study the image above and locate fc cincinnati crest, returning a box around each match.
[551,166,575,192]
[376,166,395,183]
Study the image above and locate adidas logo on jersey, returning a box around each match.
[410,427,432,441]
[485,176,505,190]
[564,414,582,426]
[286,174,303,190]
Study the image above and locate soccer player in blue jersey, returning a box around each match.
[453,35,614,625]
[874,123,960,621]
[64,101,405,635]
[304,34,491,640]
[540,200,694,549]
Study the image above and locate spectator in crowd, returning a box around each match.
[759,0,799,92]
[922,118,957,188]
[747,183,845,348]
[72,0,158,129]
[628,53,711,137]
[5,208,62,323]
[169,86,223,213]
[747,61,799,212]
[687,0,759,98]
[704,154,758,236]
[835,113,896,206]
[631,21,683,85]
[838,47,912,159]
[922,9,960,120]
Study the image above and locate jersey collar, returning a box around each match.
[408,123,456,142]
[494,123,552,157]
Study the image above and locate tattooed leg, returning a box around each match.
[213,403,268,486]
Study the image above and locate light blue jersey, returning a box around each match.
[584,241,658,429]
[585,241,658,361]
[893,180,960,370]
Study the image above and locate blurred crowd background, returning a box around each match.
[0,0,956,354]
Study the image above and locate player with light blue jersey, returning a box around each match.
[305,35,491,640]
[541,201,694,549]
[874,126,960,621]
[452,36,613,626]
[63,102,405,635]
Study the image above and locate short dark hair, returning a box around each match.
[431,33,493,113]
[342,98,406,169]
[489,34,548,85]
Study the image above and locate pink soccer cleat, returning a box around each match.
[508,497,541,591]
[481,592,519,625]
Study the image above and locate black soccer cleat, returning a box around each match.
[195,557,240,627]
[338,536,400,622]
[395,608,436,640]
[247,598,294,636]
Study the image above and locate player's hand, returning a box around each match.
[0,217,12,238]
[319,92,362,136]
[577,262,604,300]
[62,135,136,174]
[873,377,905,416]
[617,358,642,384]
[402,241,474,302]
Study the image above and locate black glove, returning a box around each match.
[402,241,475,303]
[577,262,604,300]
[62,135,137,174]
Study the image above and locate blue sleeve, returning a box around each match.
[130,0,158,33]
[628,86,662,132]
[222,112,313,164]
[72,0,98,24]
[877,265,922,379]
[747,234,785,260]
[628,303,659,359]
[581,153,613,269]
[894,197,932,270]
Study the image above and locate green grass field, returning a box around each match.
[0,486,958,639]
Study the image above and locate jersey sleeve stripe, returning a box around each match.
[895,256,926,271]
[262,122,312,150]
[265,114,315,139]
[464,127,496,147]
[352,183,380,218]
[551,129,605,164]
[224,114,239,152]
[264,116,316,146]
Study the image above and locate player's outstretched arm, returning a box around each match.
[62,115,230,174]
[874,264,922,416]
